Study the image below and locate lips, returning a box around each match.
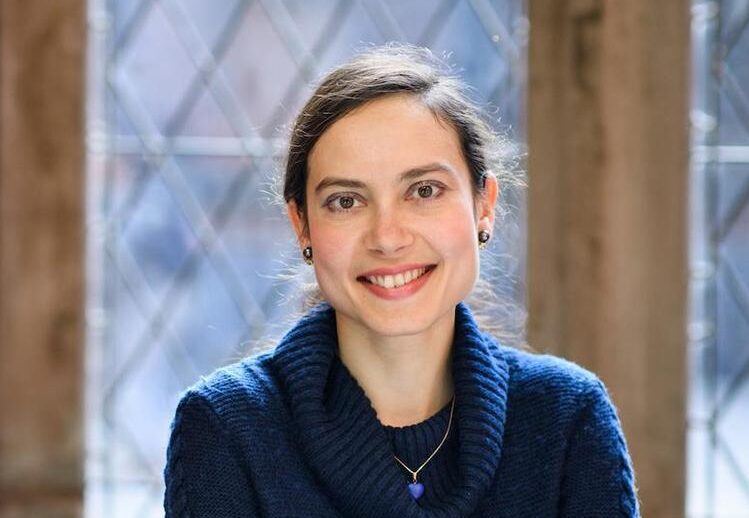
[357,263,436,278]
[357,264,436,286]
[357,264,437,299]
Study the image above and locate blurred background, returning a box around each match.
[85,2,526,516]
[0,1,747,517]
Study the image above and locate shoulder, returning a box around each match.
[493,343,631,467]
[496,343,612,422]
[502,345,601,394]
[491,345,639,514]
[173,350,287,428]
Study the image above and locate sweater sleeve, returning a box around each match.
[164,390,260,517]
[558,379,640,518]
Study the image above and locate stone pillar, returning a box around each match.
[527,1,689,517]
[0,1,85,517]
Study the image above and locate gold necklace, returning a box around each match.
[393,396,456,501]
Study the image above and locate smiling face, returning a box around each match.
[287,94,497,339]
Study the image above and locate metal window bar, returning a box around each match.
[689,0,749,516]
[86,1,528,517]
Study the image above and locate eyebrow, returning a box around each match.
[313,162,457,195]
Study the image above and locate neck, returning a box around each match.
[335,310,455,427]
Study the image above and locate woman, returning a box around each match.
[164,45,640,517]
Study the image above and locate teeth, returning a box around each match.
[366,267,429,289]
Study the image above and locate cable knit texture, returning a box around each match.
[164,302,640,517]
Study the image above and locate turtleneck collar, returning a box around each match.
[270,302,510,518]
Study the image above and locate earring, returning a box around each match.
[478,230,491,249]
[302,246,313,265]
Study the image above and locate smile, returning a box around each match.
[365,267,429,289]
[357,264,437,300]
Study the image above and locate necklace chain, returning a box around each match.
[392,396,456,483]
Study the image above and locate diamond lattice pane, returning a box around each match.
[86,1,528,517]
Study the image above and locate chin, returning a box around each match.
[357,298,457,338]
[326,296,430,337]
[362,315,433,337]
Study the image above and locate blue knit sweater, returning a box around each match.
[164,303,640,517]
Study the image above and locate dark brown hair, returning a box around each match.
[274,43,527,348]
[283,43,517,228]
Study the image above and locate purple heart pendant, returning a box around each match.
[407,482,425,500]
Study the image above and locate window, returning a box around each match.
[85,1,528,515]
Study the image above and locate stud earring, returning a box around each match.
[302,246,313,265]
[478,230,491,249]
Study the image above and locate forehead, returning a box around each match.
[307,94,468,183]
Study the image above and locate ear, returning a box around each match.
[286,200,309,246]
[477,172,499,231]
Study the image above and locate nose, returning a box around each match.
[364,205,414,255]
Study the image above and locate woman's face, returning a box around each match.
[288,94,497,338]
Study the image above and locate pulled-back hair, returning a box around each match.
[276,43,527,349]
[284,44,517,224]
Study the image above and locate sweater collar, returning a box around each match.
[271,302,510,518]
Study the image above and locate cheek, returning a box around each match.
[428,204,478,256]
[309,219,356,279]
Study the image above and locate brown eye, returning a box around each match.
[339,196,355,209]
[417,185,433,198]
